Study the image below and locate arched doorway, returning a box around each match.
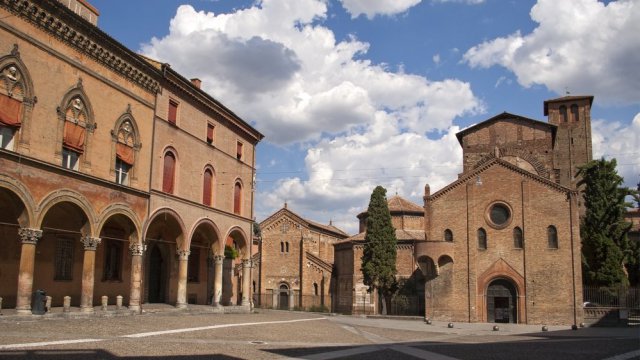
[37,201,91,307]
[279,283,289,310]
[222,228,249,306]
[486,278,518,324]
[188,220,220,305]
[96,213,137,307]
[0,187,30,308]
[147,245,166,303]
[143,209,184,305]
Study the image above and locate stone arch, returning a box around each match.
[499,148,548,178]
[416,255,437,279]
[0,174,35,227]
[224,226,250,259]
[55,79,97,165]
[97,203,142,244]
[36,189,97,236]
[143,207,187,249]
[437,255,454,268]
[476,259,526,323]
[188,218,222,253]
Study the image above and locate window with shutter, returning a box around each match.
[163,152,176,193]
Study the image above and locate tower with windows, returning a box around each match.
[544,95,593,189]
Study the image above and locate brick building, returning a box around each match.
[333,195,426,315]
[256,204,348,311]
[0,0,262,314]
[417,96,593,325]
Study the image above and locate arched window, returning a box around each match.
[478,228,487,250]
[559,105,568,123]
[162,151,176,193]
[203,168,214,206]
[280,241,284,253]
[286,242,290,253]
[513,227,523,249]
[114,118,136,185]
[547,225,558,249]
[0,58,33,150]
[313,283,319,296]
[444,229,453,242]
[570,104,579,122]
[61,96,90,170]
[233,181,242,215]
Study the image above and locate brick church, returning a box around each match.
[420,95,591,325]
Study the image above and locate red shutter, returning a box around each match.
[203,169,212,206]
[116,143,135,165]
[0,94,22,127]
[236,142,243,160]
[63,121,86,154]
[168,100,177,125]
[233,183,241,215]
[162,152,175,193]
[206,124,214,143]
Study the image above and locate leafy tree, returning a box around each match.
[578,158,638,287]
[361,186,397,314]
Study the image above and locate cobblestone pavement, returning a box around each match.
[0,309,638,359]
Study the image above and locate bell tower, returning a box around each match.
[544,95,594,190]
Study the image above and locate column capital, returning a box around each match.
[129,243,147,256]
[81,236,101,251]
[18,228,42,245]
[213,254,225,263]
[177,249,190,260]
[242,258,252,268]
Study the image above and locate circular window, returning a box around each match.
[487,202,512,228]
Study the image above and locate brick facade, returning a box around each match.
[257,204,348,310]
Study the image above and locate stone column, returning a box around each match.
[176,249,190,309]
[128,243,146,313]
[241,259,251,307]
[16,228,42,314]
[80,236,101,313]
[212,255,224,307]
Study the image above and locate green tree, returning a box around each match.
[578,158,638,287]
[361,186,397,314]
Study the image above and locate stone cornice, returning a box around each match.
[0,0,160,93]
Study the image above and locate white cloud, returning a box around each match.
[142,0,481,145]
[338,0,422,19]
[432,0,484,4]
[463,0,640,104]
[142,0,482,232]
[432,53,441,65]
[592,113,640,188]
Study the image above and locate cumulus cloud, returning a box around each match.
[592,113,640,188]
[142,0,482,232]
[338,0,422,19]
[463,0,640,104]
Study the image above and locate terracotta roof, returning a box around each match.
[357,195,424,219]
[138,54,164,70]
[336,229,425,244]
[455,112,556,145]
[543,95,594,115]
[307,219,349,237]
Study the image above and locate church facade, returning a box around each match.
[417,96,592,325]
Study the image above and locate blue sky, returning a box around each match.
[90,0,639,234]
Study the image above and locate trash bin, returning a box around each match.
[31,289,47,315]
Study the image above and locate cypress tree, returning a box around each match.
[361,186,397,314]
[578,158,637,287]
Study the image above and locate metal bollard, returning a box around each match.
[116,295,123,310]
[63,296,71,312]
[101,296,108,311]
[45,296,52,312]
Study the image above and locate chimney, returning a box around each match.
[190,78,202,89]
[58,0,100,26]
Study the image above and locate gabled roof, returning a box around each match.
[357,195,424,219]
[260,206,349,238]
[543,95,594,115]
[428,157,574,201]
[456,112,556,145]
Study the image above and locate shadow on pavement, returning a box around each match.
[0,349,243,360]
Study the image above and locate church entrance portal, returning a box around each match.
[487,279,517,323]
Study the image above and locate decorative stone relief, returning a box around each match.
[81,236,101,250]
[129,243,146,256]
[18,228,42,245]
